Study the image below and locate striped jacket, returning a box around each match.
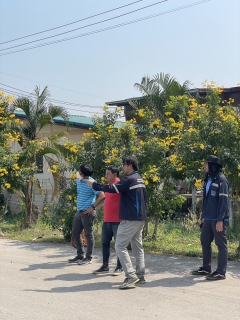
[92,171,147,221]
[202,173,229,221]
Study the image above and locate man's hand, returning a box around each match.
[83,179,94,187]
[216,221,223,232]
[83,207,94,215]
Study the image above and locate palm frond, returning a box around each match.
[48,105,69,122]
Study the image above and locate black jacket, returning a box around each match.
[202,172,229,221]
[92,171,147,221]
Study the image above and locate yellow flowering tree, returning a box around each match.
[54,106,186,239]
[163,82,240,254]
[10,86,69,227]
[0,91,38,222]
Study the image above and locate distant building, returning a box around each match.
[106,86,240,121]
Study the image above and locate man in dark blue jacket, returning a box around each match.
[191,155,229,280]
[85,156,147,289]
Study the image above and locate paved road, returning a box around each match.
[1,239,240,320]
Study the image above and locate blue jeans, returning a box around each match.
[101,222,122,269]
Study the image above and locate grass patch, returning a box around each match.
[0,216,65,243]
[142,219,239,260]
[0,214,239,260]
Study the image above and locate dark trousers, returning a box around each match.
[72,210,96,260]
[101,222,122,269]
[201,220,228,274]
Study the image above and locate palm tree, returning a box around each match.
[134,72,192,119]
[13,86,69,227]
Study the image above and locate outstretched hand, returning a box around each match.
[83,179,94,187]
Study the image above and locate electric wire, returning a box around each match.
[0,0,143,45]
[0,71,108,100]
[0,1,167,51]
[0,83,118,110]
[0,1,211,56]
[2,88,106,115]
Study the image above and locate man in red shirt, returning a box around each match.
[92,166,123,275]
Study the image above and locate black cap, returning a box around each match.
[205,155,222,168]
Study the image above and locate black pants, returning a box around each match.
[201,220,228,274]
[101,222,122,269]
[72,210,96,260]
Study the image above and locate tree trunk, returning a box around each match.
[23,181,33,228]
[234,188,240,258]
[152,216,159,239]
[143,218,149,237]
[192,185,196,214]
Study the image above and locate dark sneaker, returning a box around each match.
[191,267,211,275]
[119,275,139,289]
[78,258,92,265]
[136,277,146,284]
[68,256,83,263]
[93,266,109,274]
[112,267,123,276]
[206,271,226,280]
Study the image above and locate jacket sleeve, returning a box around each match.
[217,179,229,221]
[92,177,131,193]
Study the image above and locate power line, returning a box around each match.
[0,1,211,56]
[0,0,143,45]
[0,83,118,110]
[2,87,106,115]
[0,71,109,100]
[0,1,167,52]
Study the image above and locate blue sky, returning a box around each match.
[0,0,239,117]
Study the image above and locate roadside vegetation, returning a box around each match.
[0,213,239,260]
[1,74,240,258]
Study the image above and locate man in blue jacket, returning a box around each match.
[191,155,229,280]
[85,156,147,289]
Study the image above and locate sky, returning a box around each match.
[0,0,240,119]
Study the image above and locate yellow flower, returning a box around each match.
[5,183,11,189]
[73,206,77,211]
[144,180,149,186]
[152,176,158,182]
[70,173,77,179]
[138,109,144,117]
[200,144,204,150]
[61,218,65,222]
[165,112,172,116]
[68,195,73,200]
[170,155,177,162]
[194,179,202,188]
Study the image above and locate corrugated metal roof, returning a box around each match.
[14,109,94,128]
[105,96,143,106]
[14,109,124,128]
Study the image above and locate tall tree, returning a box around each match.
[13,86,69,227]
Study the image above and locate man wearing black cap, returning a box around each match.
[191,155,229,280]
